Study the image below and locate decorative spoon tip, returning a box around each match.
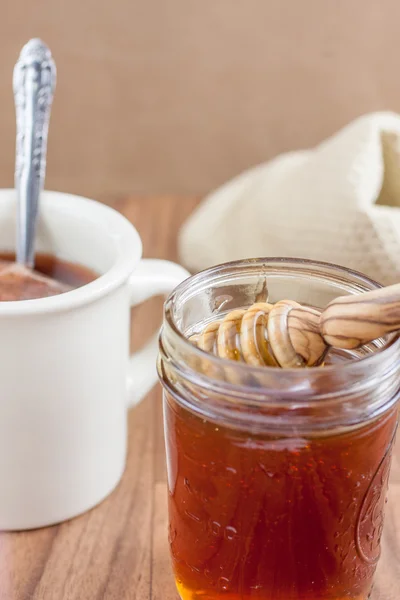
[19,38,51,59]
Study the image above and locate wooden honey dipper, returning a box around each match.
[189,283,400,368]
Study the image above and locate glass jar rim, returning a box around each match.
[164,257,400,382]
[160,258,400,432]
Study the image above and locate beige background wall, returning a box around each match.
[1,1,400,198]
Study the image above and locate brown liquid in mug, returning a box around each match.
[0,252,98,301]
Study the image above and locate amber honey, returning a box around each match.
[158,258,400,600]
[164,390,397,600]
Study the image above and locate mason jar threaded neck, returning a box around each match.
[158,258,400,434]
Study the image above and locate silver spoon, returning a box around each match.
[13,39,56,268]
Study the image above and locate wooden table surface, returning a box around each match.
[0,196,399,600]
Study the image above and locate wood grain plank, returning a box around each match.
[0,527,58,599]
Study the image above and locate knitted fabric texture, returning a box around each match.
[179,112,400,285]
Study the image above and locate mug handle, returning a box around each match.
[126,258,190,408]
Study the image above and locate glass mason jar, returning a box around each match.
[157,258,400,600]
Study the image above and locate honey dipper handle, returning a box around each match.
[320,282,400,349]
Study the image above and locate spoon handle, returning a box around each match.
[13,39,56,267]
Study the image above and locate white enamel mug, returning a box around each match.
[0,189,189,530]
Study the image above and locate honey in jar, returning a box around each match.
[158,259,400,600]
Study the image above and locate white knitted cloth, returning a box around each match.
[179,112,400,285]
